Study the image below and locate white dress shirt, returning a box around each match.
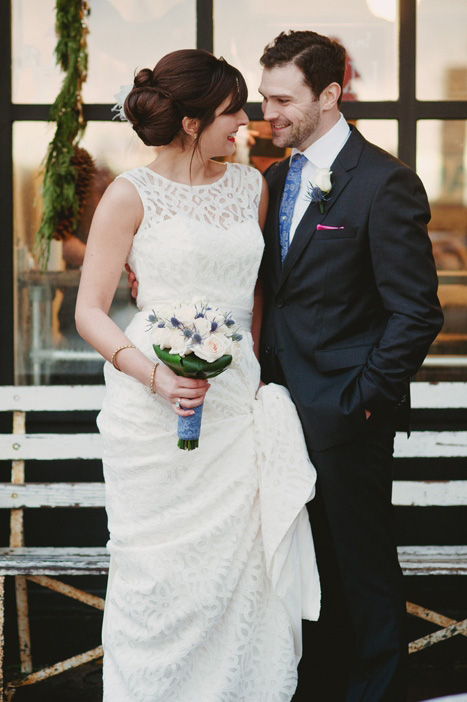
[288,113,351,243]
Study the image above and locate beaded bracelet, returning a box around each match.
[149,362,159,394]
[111,344,136,371]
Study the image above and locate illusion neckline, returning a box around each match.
[140,162,230,189]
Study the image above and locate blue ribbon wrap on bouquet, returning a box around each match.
[177,403,204,450]
[153,345,233,450]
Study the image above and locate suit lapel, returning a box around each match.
[278,126,364,288]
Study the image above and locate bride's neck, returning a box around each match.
[147,143,224,186]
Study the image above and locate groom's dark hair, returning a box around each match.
[260,31,346,106]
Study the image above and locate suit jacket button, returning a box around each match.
[264,346,271,355]
[276,299,284,308]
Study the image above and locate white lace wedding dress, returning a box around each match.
[97,162,320,702]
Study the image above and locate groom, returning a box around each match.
[258,31,443,701]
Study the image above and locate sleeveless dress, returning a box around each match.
[97,162,320,702]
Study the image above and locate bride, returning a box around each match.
[75,48,320,701]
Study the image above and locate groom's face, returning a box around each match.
[259,63,321,152]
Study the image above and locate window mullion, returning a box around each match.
[398,0,417,169]
[197,0,214,53]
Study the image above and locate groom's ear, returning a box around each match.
[320,82,341,112]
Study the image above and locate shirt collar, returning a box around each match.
[291,113,350,168]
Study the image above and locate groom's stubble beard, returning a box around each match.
[269,96,321,151]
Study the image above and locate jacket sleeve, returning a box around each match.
[358,164,444,410]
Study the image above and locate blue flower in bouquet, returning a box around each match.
[146,302,243,450]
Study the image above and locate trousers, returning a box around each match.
[292,410,407,702]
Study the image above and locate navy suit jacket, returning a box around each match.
[260,125,444,451]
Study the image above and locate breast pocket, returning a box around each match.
[314,227,358,240]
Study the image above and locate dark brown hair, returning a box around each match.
[260,31,346,106]
[124,49,247,148]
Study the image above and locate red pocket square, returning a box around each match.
[316,224,345,230]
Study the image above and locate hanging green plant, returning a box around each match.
[35,0,92,269]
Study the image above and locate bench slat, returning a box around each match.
[398,545,467,575]
[392,480,467,506]
[1,430,467,461]
[1,480,466,508]
[0,433,103,460]
[0,385,106,411]
[0,547,109,575]
[0,546,464,577]
[394,431,467,457]
[411,382,467,409]
[0,484,105,508]
[0,382,466,413]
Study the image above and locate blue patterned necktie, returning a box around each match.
[279,153,308,263]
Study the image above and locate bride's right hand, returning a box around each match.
[154,363,211,417]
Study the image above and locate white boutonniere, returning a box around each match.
[305,167,333,214]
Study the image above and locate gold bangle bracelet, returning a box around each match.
[111,344,136,371]
[149,362,159,394]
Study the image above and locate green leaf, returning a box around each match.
[153,346,184,376]
[181,353,232,378]
[153,346,232,379]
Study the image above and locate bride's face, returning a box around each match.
[198,95,248,158]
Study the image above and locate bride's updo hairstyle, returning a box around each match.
[124,49,247,149]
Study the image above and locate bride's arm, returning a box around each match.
[251,176,268,361]
[75,178,148,378]
[75,178,209,415]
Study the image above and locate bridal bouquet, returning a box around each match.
[147,302,243,450]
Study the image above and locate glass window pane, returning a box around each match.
[12,0,196,104]
[352,120,397,157]
[14,121,155,385]
[214,0,399,102]
[417,0,467,100]
[417,120,467,380]
[12,0,61,103]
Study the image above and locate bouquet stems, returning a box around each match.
[178,439,199,450]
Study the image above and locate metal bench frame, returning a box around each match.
[0,383,466,699]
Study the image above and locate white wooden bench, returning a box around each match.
[0,385,107,701]
[0,383,466,698]
[395,382,467,653]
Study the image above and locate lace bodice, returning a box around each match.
[121,163,264,314]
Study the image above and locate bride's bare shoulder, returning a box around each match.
[98,175,143,215]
